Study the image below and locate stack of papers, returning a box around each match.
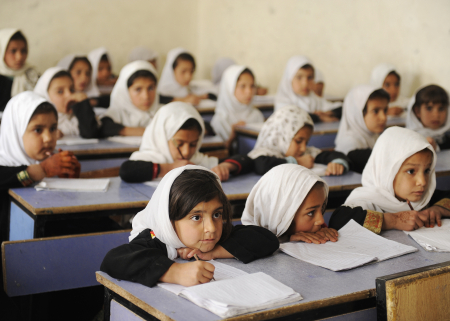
[35,178,110,192]
[107,136,142,146]
[280,220,418,271]
[57,136,99,145]
[404,219,450,252]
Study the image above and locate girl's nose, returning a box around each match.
[204,216,216,234]
[315,212,325,226]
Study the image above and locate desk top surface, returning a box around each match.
[96,228,450,321]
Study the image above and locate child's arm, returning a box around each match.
[289,227,338,244]
[314,150,350,176]
[347,149,372,174]
[0,165,31,189]
[253,156,288,175]
[120,160,193,182]
[71,99,100,138]
[40,150,80,178]
[211,155,254,181]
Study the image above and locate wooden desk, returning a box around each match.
[96,229,450,320]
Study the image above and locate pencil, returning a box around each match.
[194,254,215,281]
[407,200,414,211]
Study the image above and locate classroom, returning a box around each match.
[1,0,450,320]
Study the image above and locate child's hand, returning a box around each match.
[387,106,404,116]
[177,247,194,260]
[160,261,215,286]
[290,231,328,244]
[40,150,80,178]
[426,137,438,151]
[383,211,426,231]
[419,205,450,228]
[211,162,237,181]
[295,155,314,169]
[184,245,233,261]
[315,228,339,242]
[182,94,201,106]
[325,163,344,176]
[256,86,268,96]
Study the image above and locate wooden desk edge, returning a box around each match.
[328,184,362,192]
[96,272,376,321]
[70,147,138,156]
[235,127,338,137]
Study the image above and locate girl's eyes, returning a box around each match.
[295,139,303,144]
[190,215,201,222]
[57,89,64,94]
[190,143,197,148]
[425,168,431,174]
[306,211,314,217]
[426,106,433,112]
[213,212,222,219]
[34,128,43,134]
[50,126,58,132]
[406,169,415,174]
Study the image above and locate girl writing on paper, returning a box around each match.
[329,127,450,234]
[101,166,279,287]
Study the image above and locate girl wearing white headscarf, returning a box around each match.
[329,127,450,234]
[101,165,279,287]
[406,85,450,151]
[335,85,391,173]
[274,55,340,122]
[369,63,410,115]
[128,46,159,69]
[88,47,117,92]
[313,69,325,97]
[248,105,349,176]
[34,67,100,138]
[0,29,38,109]
[211,65,264,145]
[242,164,338,244]
[100,60,160,137]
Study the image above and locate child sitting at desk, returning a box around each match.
[274,55,341,123]
[158,47,213,105]
[0,92,80,241]
[211,65,265,149]
[242,164,338,244]
[335,85,390,173]
[120,102,253,182]
[100,60,160,137]
[102,166,279,287]
[248,105,349,176]
[34,66,100,138]
[0,28,39,110]
[370,63,410,116]
[406,85,450,151]
[329,127,450,234]
[88,47,117,90]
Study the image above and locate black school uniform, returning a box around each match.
[346,148,372,174]
[159,93,218,105]
[100,225,279,287]
[70,99,101,138]
[0,75,12,111]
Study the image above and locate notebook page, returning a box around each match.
[143,178,161,188]
[280,220,417,271]
[179,272,302,318]
[311,163,328,177]
[35,178,110,192]
[158,260,248,295]
[107,136,142,146]
[404,219,450,252]
[57,136,99,145]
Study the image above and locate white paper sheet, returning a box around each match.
[35,178,110,192]
[202,135,224,144]
[158,260,248,295]
[253,95,275,106]
[311,163,328,177]
[404,219,450,252]
[93,107,108,117]
[179,272,302,318]
[280,220,418,271]
[57,136,99,145]
[107,136,142,146]
[196,99,216,109]
[143,177,161,188]
[242,123,264,132]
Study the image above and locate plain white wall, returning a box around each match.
[1,0,449,97]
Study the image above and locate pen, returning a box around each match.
[407,200,414,211]
[194,254,215,281]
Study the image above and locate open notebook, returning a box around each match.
[404,219,450,252]
[107,136,142,146]
[57,136,99,145]
[280,220,418,271]
[35,178,110,192]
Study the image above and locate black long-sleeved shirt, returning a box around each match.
[100,225,279,287]
[159,93,218,105]
[308,107,342,123]
[253,150,350,176]
[0,75,12,111]
[99,117,125,138]
[347,148,372,174]
[438,135,450,150]
[71,99,100,138]
[0,165,28,190]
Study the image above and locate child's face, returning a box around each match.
[128,77,156,111]
[414,103,448,130]
[393,149,433,202]
[47,76,75,114]
[363,98,388,134]
[291,67,314,96]
[285,126,313,158]
[383,74,400,102]
[23,113,58,161]
[4,40,28,70]
[288,184,327,235]
[173,60,194,87]
[173,196,223,252]
[234,72,255,105]
[168,129,200,161]
[97,60,112,83]
[70,61,91,92]
[313,82,324,97]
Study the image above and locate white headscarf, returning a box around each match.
[274,55,335,113]
[130,165,221,259]
[0,28,38,96]
[103,60,160,128]
[211,57,236,85]
[129,102,218,168]
[158,47,191,98]
[87,47,110,97]
[210,65,264,141]
[33,66,80,136]
[369,63,409,109]
[406,87,450,145]
[57,53,99,98]
[128,47,158,63]
[344,127,436,213]
[242,164,329,237]
[248,105,321,159]
[335,84,380,154]
[0,91,48,166]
